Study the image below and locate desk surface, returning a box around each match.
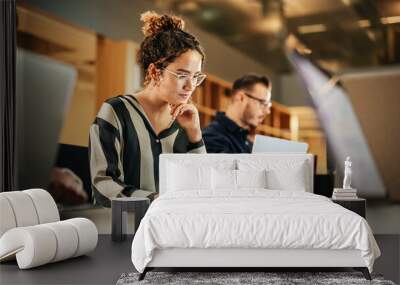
[0,235,133,285]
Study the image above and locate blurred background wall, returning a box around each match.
[15,0,400,202]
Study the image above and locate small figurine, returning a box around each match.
[343,156,352,189]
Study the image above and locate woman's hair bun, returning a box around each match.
[140,11,185,37]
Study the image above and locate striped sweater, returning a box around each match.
[89,95,206,207]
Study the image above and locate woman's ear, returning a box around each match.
[147,63,162,85]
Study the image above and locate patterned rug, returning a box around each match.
[116,271,396,285]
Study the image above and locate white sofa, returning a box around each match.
[0,189,98,269]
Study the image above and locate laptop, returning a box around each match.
[252,134,309,153]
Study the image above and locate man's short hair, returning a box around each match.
[232,74,270,94]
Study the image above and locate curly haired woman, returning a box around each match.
[89,11,207,207]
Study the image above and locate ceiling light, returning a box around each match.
[358,19,371,28]
[381,16,400,24]
[177,1,199,13]
[342,0,352,6]
[201,8,219,21]
[298,24,327,34]
[297,46,312,55]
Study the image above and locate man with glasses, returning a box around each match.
[203,74,272,153]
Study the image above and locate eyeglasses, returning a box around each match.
[162,67,207,87]
[244,92,272,108]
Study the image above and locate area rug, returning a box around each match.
[116,271,396,285]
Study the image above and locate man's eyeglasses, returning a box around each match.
[244,92,272,108]
[162,67,207,87]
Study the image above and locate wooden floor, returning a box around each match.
[0,234,398,285]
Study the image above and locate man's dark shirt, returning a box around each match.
[202,112,252,153]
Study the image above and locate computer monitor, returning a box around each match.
[16,49,76,190]
[287,49,386,198]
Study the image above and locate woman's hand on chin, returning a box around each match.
[170,103,202,143]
